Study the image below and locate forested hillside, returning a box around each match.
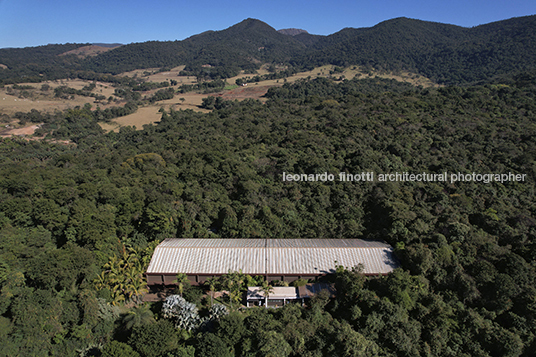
[0,43,87,84]
[291,15,536,84]
[1,16,536,85]
[84,19,306,78]
[0,72,535,355]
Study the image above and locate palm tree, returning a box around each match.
[122,304,155,330]
[104,254,121,274]
[206,277,219,306]
[260,281,274,308]
[125,270,148,304]
[111,285,126,305]
[95,243,158,306]
[174,273,189,297]
[224,270,245,310]
[93,271,108,291]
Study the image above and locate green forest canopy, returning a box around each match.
[0,73,535,356]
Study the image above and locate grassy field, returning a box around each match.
[99,107,162,132]
[228,64,437,87]
[119,65,197,86]
[59,45,117,58]
[0,79,116,116]
[1,64,438,136]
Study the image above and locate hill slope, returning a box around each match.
[1,15,536,84]
[83,18,305,78]
[0,43,87,83]
[293,16,536,84]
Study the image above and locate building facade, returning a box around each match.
[246,283,336,307]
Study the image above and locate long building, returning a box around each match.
[145,238,399,285]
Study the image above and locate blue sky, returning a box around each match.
[0,0,534,48]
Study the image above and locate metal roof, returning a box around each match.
[247,284,336,300]
[156,238,390,249]
[146,238,399,276]
[247,286,298,300]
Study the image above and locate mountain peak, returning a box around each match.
[231,18,276,31]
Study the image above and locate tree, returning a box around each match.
[166,345,196,357]
[162,295,201,331]
[205,277,219,306]
[201,96,215,109]
[334,321,380,357]
[195,333,233,357]
[216,311,245,348]
[129,320,178,357]
[257,330,292,357]
[208,304,229,320]
[94,244,153,305]
[260,281,274,308]
[334,264,366,315]
[0,259,10,287]
[222,270,246,310]
[174,273,189,298]
[122,304,155,331]
[101,340,140,357]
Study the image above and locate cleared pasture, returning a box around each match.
[2,64,438,135]
[99,106,162,132]
[226,64,437,88]
[0,124,40,138]
[0,91,94,116]
[119,65,197,85]
[0,79,116,116]
[59,45,116,58]
[100,94,211,132]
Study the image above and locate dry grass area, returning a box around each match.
[160,92,210,111]
[117,68,161,78]
[0,64,7,70]
[118,65,197,85]
[229,64,438,88]
[99,107,163,132]
[146,66,192,84]
[59,45,118,58]
[2,64,438,136]
[216,85,271,101]
[0,92,93,115]
[0,79,116,116]
[360,69,438,87]
[100,95,211,133]
[0,123,41,138]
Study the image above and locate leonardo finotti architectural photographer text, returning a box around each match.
[282,172,527,184]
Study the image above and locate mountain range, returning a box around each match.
[1,15,535,85]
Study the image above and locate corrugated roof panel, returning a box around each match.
[147,239,399,276]
[265,239,389,248]
[247,286,298,299]
[147,246,268,275]
[158,238,267,248]
[156,238,390,249]
[263,247,398,275]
